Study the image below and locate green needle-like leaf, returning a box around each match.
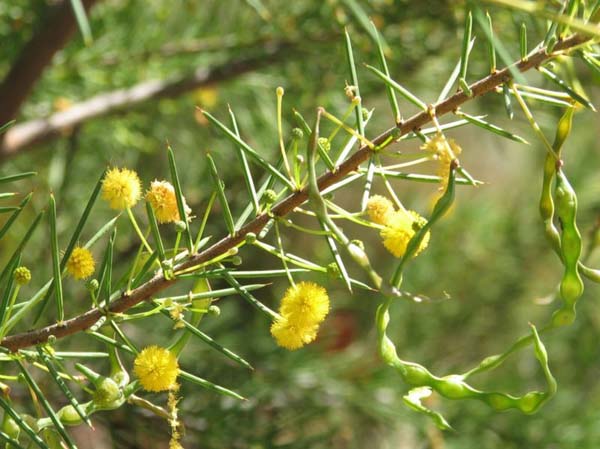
[158,306,252,370]
[459,10,473,96]
[0,172,36,185]
[0,192,32,241]
[206,153,235,235]
[69,0,92,45]
[538,66,596,111]
[455,111,529,143]
[49,194,64,322]
[0,211,44,286]
[219,268,279,320]
[202,110,294,190]
[365,65,428,111]
[167,145,194,252]
[0,394,49,449]
[37,347,91,427]
[228,107,259,216]
[145,203,166,264]
[180,370,245,400]
[17,360,77,449]
[370,21,401,122]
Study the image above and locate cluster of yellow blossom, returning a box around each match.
[420,133,462,190]
[366,195,430,258]
[101,167,191,224]
[66,246,95,280]
[271,282,330,350]
[146,180,191,224]
[134,345,180,392]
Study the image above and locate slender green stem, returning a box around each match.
[127,208,153,253]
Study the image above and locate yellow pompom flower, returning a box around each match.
[271,281,330,350]
[146,180,191,224]
[134,346,179,392]
[101,167,142,210]
[279,282,329,326]
[421,133,462,190]
[66,247,95,280]
[366,195,395,225]
[380,210,430,258]
[270,317,319,350]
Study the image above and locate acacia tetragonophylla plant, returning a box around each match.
[1,3,600,448]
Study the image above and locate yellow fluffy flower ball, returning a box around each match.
[101,167,142,210]
[380,210,430,258]
[270,317,319,350]
[133,346,179,392]
[366,195,395,225]
[279,282,329,327]
[66,247,95,280]
[271,281,330,350]
[421,133,462,190]
[146,180,191,224]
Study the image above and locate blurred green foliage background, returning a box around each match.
[1,1,600,448]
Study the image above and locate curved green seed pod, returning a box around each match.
[2,414,19,440]
[539,152,561,254]
[56,405,85,427]
[555,169,583,308]
[377,295,556,427]
[540,108,574,256]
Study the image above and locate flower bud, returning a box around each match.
[326,262,341,279]
[318,137,331,153]
[263,189,277,204]
[13,266,31,286]
[86,279,99,292]
[291,128,304,140]
[208,305,221,316]
[245,232,257,244]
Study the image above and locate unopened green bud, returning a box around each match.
[318,137,331,152]
[296,154,304,164]
[263,189,277,204]
[245,232,257,244]
[161,259,174,272]
[361,108,369,121]
[13,266,31,286]
[86,279,99,292]
[208,305,221,316]
[291,128,304,140]
[230,256,242,266]
[326,262,341,279]
[174,221,187,232]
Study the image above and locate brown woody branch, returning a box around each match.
[0,0,100,128]
[0,33,587,352]
[0,41,296,161]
